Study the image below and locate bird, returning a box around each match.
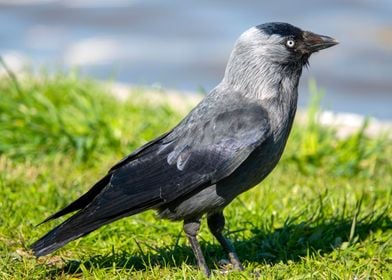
[30,22,338,276]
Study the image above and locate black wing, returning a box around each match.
[31,94,271,256]
[37,131,172,225]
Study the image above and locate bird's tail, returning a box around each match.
[31,209,110,257]
[31,200,158,257]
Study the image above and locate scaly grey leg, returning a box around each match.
[207,211,244,271]
[183,219,211,277]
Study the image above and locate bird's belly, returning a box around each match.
[157,184,227,221]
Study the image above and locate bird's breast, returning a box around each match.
[226,97,297,194]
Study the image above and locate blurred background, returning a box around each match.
[0,0,391,119]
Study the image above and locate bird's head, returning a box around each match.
[223,22,338,94]
[235,22,338,66]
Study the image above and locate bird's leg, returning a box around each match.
[207,211,244,271]
[183,219,210,277]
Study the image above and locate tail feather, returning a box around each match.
[31,210,105,257]
[37,175,111,226]
[30,199,160,257]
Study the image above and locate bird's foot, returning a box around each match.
[228,252,244,270]
[217,255,244,273]
[217,258,230,268]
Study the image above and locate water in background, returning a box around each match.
[1,0,391,119]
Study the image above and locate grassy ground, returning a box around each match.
[0,74,391,279]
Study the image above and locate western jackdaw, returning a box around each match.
[31,22,338,276]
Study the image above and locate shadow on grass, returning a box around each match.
[48,208,391,276]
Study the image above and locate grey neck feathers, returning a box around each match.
[222,45,303,103]
[221,42,303,137]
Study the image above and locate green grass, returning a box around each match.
[0,74,391,279]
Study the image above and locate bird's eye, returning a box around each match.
[286,39,295,48]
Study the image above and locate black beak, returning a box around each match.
[302,31,339,53]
